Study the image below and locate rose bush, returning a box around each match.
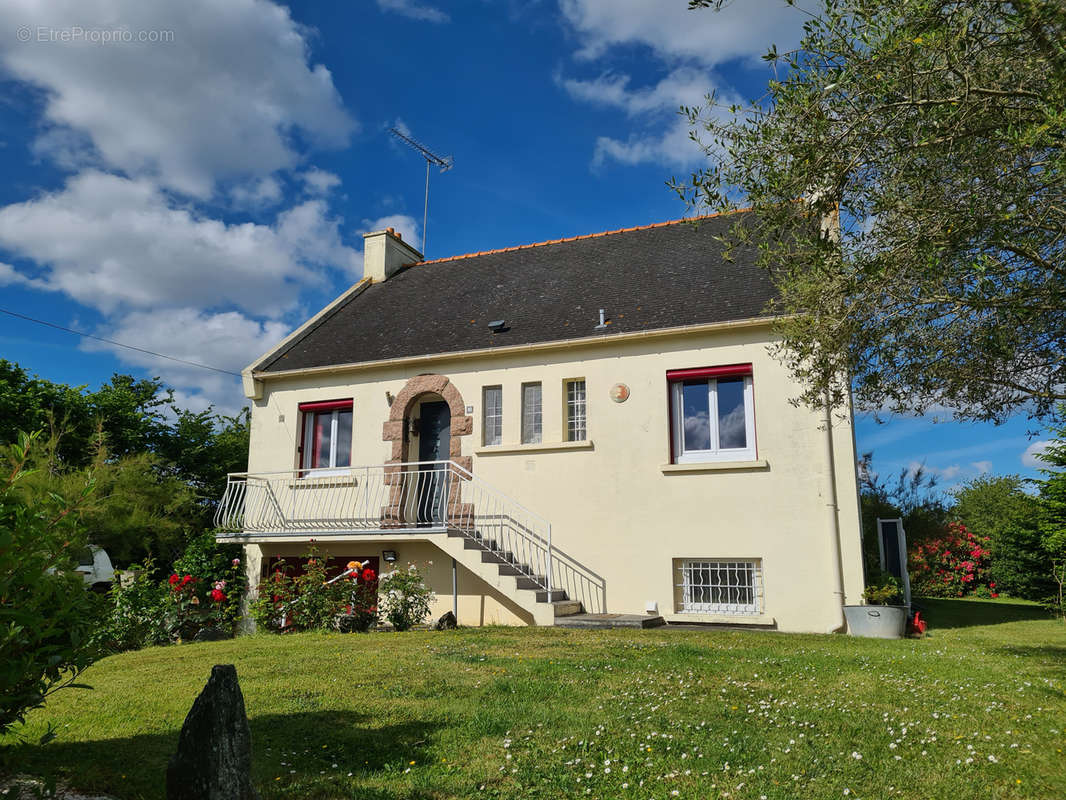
[250,548,378,633]
[909,522,995,598]
[379,563,434,631]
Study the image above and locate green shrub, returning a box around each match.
[379,563,434,631]
[0,432,102,737]
[862,571,904,605]
[951,475,1053,601]
[97,560,169,652]
[169,530,246,634]
[250,549,378,633]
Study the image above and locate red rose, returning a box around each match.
[181,574,193,586]
[361,567,377,582]
[991,592,999,598]
[168,574,180,585]
[210,588,226,603]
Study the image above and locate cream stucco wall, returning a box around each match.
[241,323,865,633]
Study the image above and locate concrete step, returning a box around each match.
[536,589,569,603]
[552,599,582,617]
[554,613,666,629]
[481,550,515,565]
[463,537,497,551]
[496,563,533,577]
[515,575,546,591]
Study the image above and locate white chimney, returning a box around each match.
[362,226,423,283]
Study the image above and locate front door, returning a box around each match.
[416,401,451,523]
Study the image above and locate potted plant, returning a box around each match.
[844,572,907,638]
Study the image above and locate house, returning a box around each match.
[217,212,866,632]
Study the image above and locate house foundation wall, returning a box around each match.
[242,540,532,627]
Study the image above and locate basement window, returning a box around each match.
[668,364,756,463]
[677,559,762,615]
[299,399,353,474]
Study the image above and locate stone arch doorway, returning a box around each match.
[381,374,473,526]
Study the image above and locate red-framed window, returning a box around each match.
[298,399,353,472]
[667,364,756,464]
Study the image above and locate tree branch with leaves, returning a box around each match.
[677,0,1066,422]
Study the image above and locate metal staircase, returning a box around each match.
[215,460,605,623]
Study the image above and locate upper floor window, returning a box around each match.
[299,399,353,472]
[521,382,542,444]
[483,385,503,446]
[668,365,755,463]
[565,378,587,442]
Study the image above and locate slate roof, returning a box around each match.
[255,210,777,373]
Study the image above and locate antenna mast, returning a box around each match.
[388,127,453,255]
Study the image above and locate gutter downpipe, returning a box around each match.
[821,391,847,634]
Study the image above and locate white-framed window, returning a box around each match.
[678,559,762,615]
[299,400,353,474]
[565,378,587,442]
[483,385,503,446]
[668,364,756,463]
[521,382,542,444]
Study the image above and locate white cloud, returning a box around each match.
[1021,440,1051,468]
[362,214,421,250]
[555,2,788,169]
[558,68,739,168]
[83,308,290,415]
[559,68,720,115]
[972,460,993,474]
[300,168,342,196]
[0,0,355,197]
[230,176,283,208]
[558,0,804,66]
[376,0,450,23]
[0,171,361,315]
[909,461,962,481]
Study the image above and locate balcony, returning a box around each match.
[214,460,606,615]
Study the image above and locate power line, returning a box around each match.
[0,307,243,377]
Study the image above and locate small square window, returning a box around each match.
[299,400,353,474]
[521,382,542,444]
[483,386,503,446]
[668,365,756,463]
[565,378,587,442]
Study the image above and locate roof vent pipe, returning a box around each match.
[594,308,608,330]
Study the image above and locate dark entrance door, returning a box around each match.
[416,401,451,524]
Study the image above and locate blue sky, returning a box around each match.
[0,0,1051,491]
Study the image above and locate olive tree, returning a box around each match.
[679,0,1065,421]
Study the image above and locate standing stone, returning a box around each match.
[166,664,259,800]
[435,611,457,630]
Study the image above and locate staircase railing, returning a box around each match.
[214,461,606,613]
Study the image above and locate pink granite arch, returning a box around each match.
[380,374,473,526]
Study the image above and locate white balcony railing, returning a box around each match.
[214,460,607,613]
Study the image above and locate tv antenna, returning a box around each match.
[389,127,453,255]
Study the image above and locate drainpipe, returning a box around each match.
[821,392,847,633]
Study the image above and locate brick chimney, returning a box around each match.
[362,226,423,283]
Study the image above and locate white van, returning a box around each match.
[75,545,115,591]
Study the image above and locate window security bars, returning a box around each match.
[678,560,761,615]
[566,379,587,441]
[483,386,503,446]
[521,382,542,444]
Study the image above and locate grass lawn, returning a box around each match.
[2,598,1064,800]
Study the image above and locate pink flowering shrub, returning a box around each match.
[909,522,996,598]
